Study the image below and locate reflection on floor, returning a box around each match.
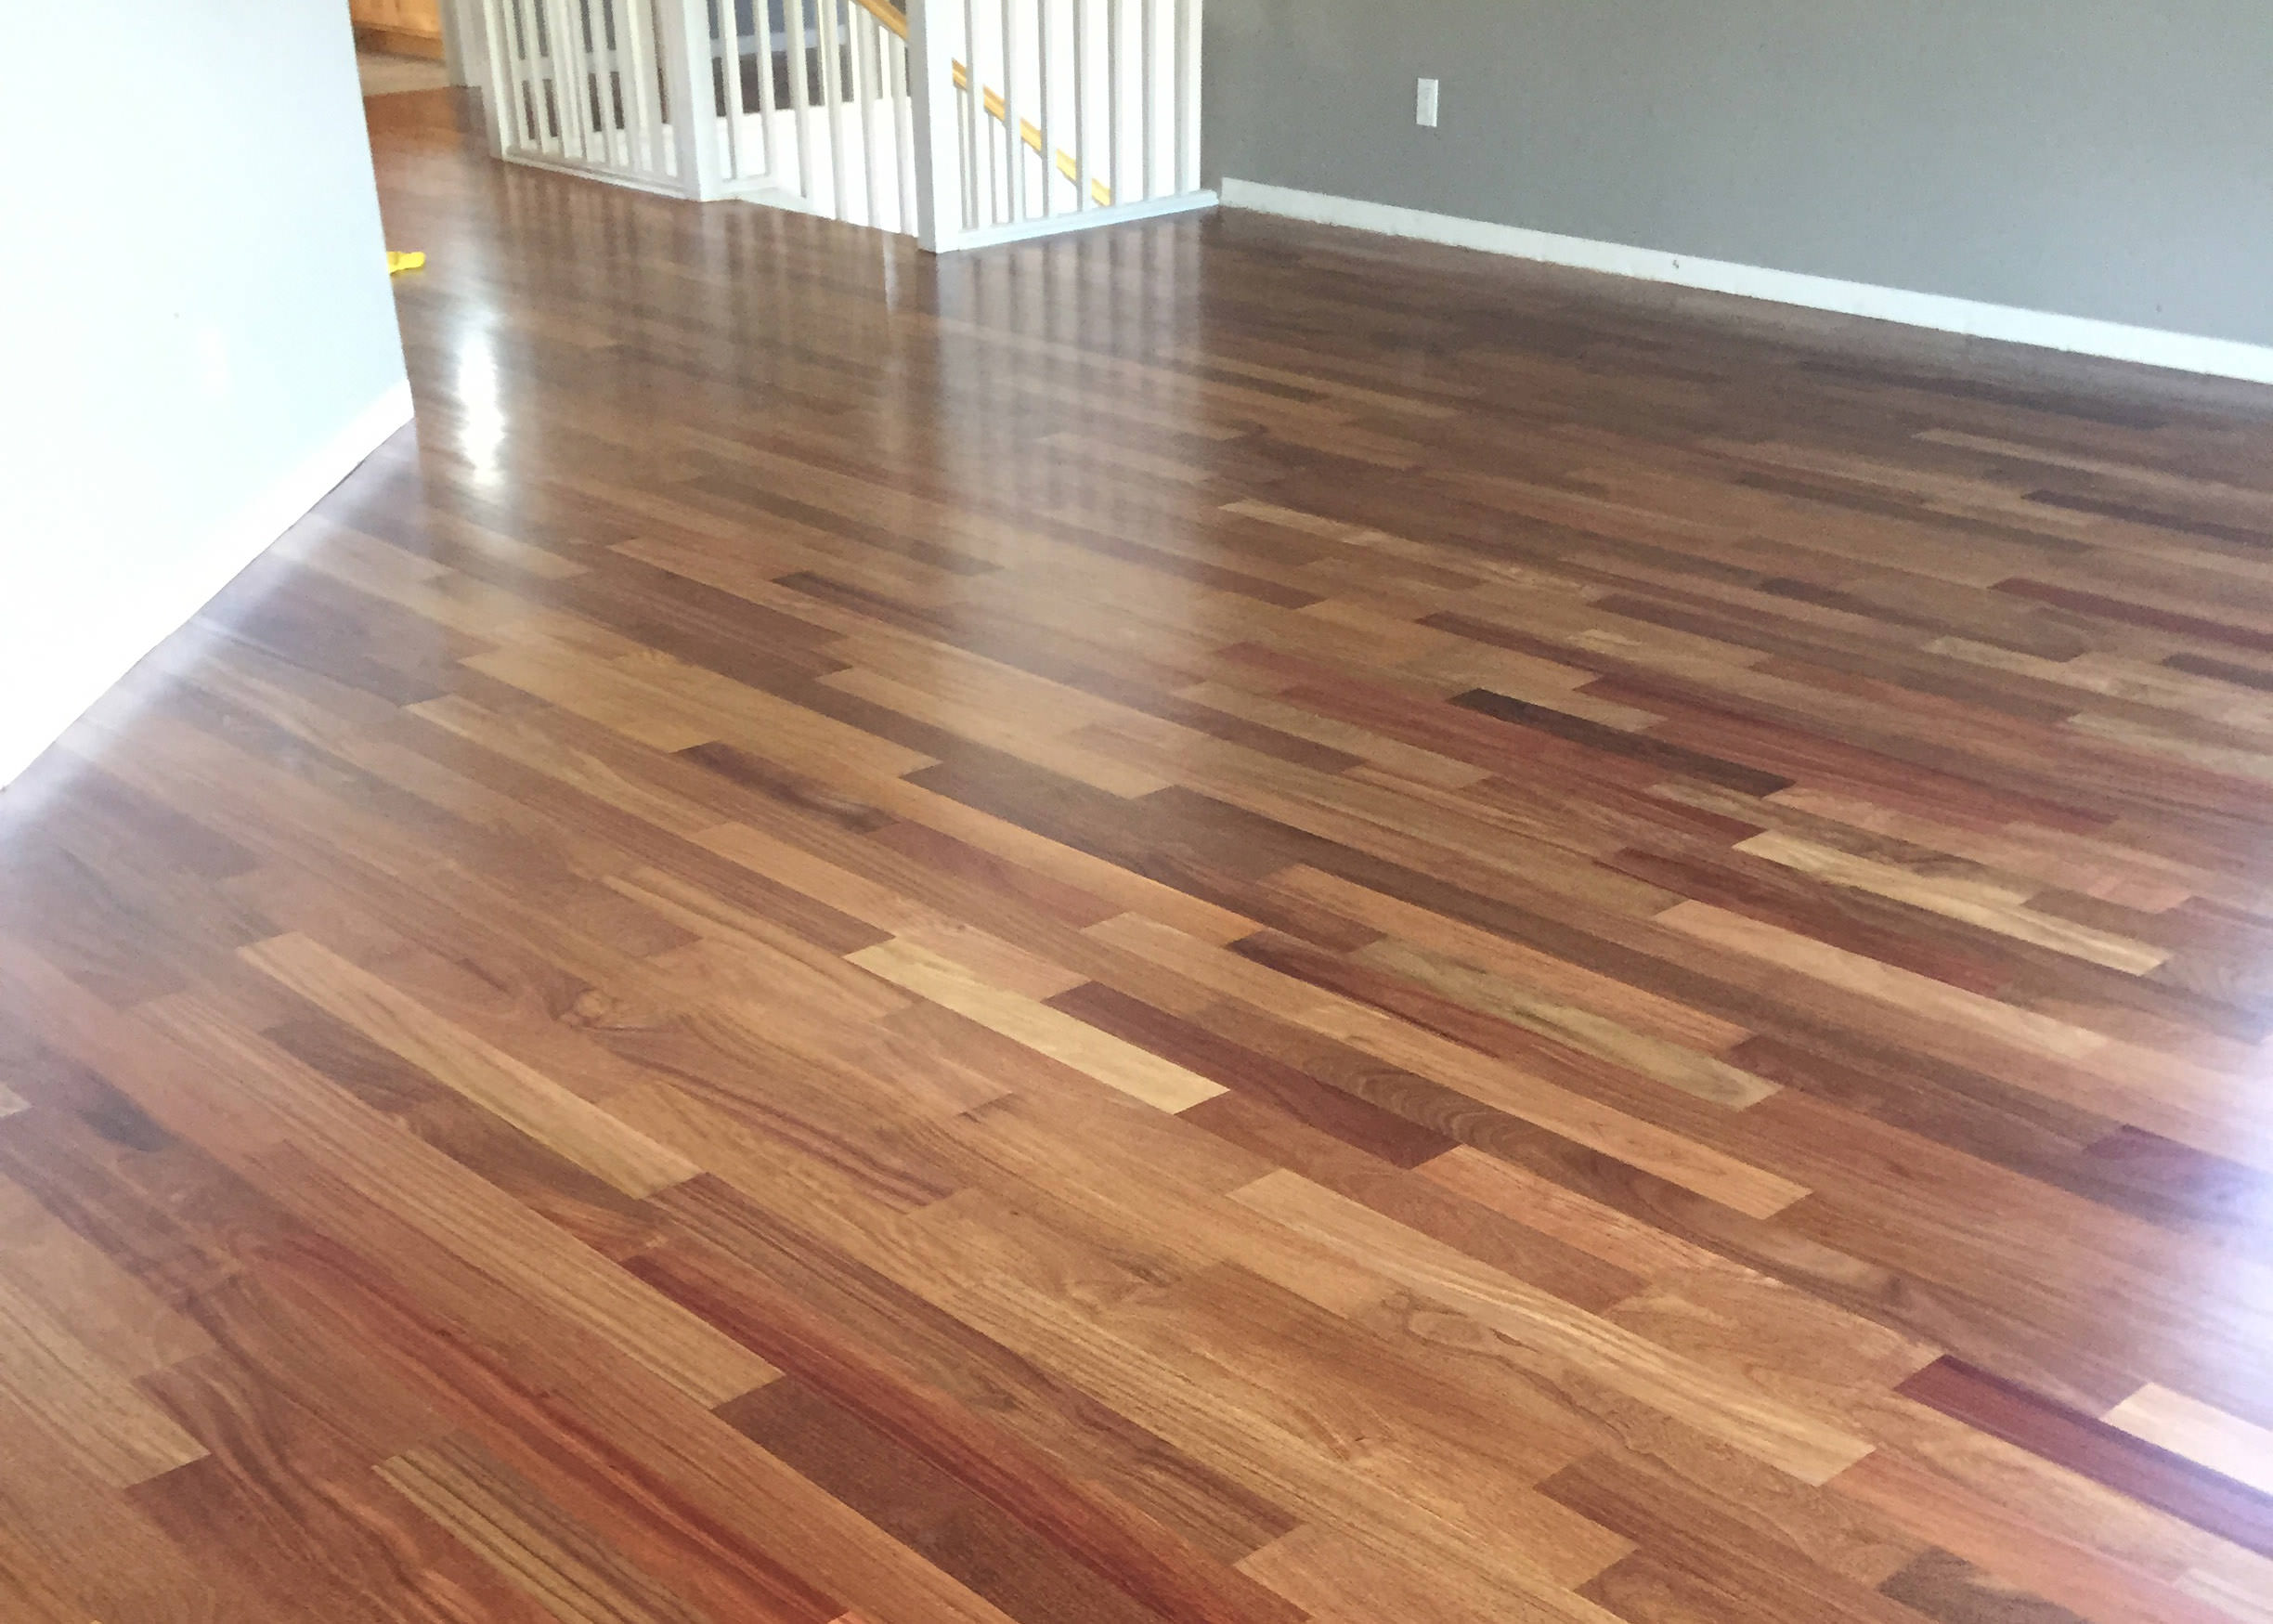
[6,84,2273,1624]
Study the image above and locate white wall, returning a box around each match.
[0,2,413,788]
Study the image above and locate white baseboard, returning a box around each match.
[1220,178,2273,388]
[936,190,1219,253]
[0,380,414,790]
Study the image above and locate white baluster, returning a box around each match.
[1103,0,1119,206]
[1137,0,1153,200]
[593,0,617,166]
[538,0,574,158]
[621,0,666,174]
[1037,0,1057,216]
[891,30,916,232]
[786,0,819,201]
[817,0,849,218]
[749,0,781,181]
[1072,0,1088,209]
[475,0,524,155]
[1174,0,1195,191]
[957,0,981,226]
[999,0,1022,221]
[565,0,601,160]
[715,0,750,181]
[852,6,881,227]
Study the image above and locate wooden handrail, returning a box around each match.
[842,0,1111,206]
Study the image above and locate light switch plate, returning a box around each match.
[1416,77,1440,128]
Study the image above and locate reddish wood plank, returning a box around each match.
[1898,1357,2273,1558]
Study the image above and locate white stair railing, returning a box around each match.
[473,0,723,193]
[916,0,1208,248]
[467,0,1207,246]
[752,0,920,230]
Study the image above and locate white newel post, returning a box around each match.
[906,0,966,252]
[656,0,729,199]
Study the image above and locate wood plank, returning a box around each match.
[1091,911,1810,1217]
[126,993,777,1409]
[1230,1169,1875,1484]
[380,1434,717,1623]
[0,1172,213,1380]
[1268,864,1752,1051]
[632,1237,1305,1624]
[242,932,701,1199]
[848,939,1227,1113]
[1899,1357,2273,1558]
[1352,937,1779,1109]
[1831,1449,2244,1624]
[0,1265,208,1487]
[2103,1384,2273,1499]
[1735,830,2171,974]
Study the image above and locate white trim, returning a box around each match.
[0,381,414,790]
[934,188,1216,253]
[1220,178,2273,388]
[499,150,693,200]
[734,184,832,216]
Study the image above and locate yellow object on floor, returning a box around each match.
[387,250,426,274]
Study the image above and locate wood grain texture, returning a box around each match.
[0,1267,209,1487]
[243,931,703,1198]
[1229,1167,1874,1484]
[0,84,2269,1622]
[0,1172,214,1380]
[379,1434,720,1623]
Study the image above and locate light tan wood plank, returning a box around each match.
[243,932,700,1199]
[1355,936,1779,1108]
[0,1267,207,1487]
[1090,911,1808,1217]
[1230,1168,1874,1485]
[848,938,1226,1112]
[2103,1383,2273,1498]
[1736,829,2171,974]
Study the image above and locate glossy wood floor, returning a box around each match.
[8,89,2273,1624]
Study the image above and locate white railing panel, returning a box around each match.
[479,0,695,189]
[690,0,916,229]
[469,0,1189,243]
[908,0,1207,249]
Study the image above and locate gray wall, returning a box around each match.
[1206,0,2273,346]
[0,1,409,786]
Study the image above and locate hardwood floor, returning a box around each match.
[6,86,2273,1622]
